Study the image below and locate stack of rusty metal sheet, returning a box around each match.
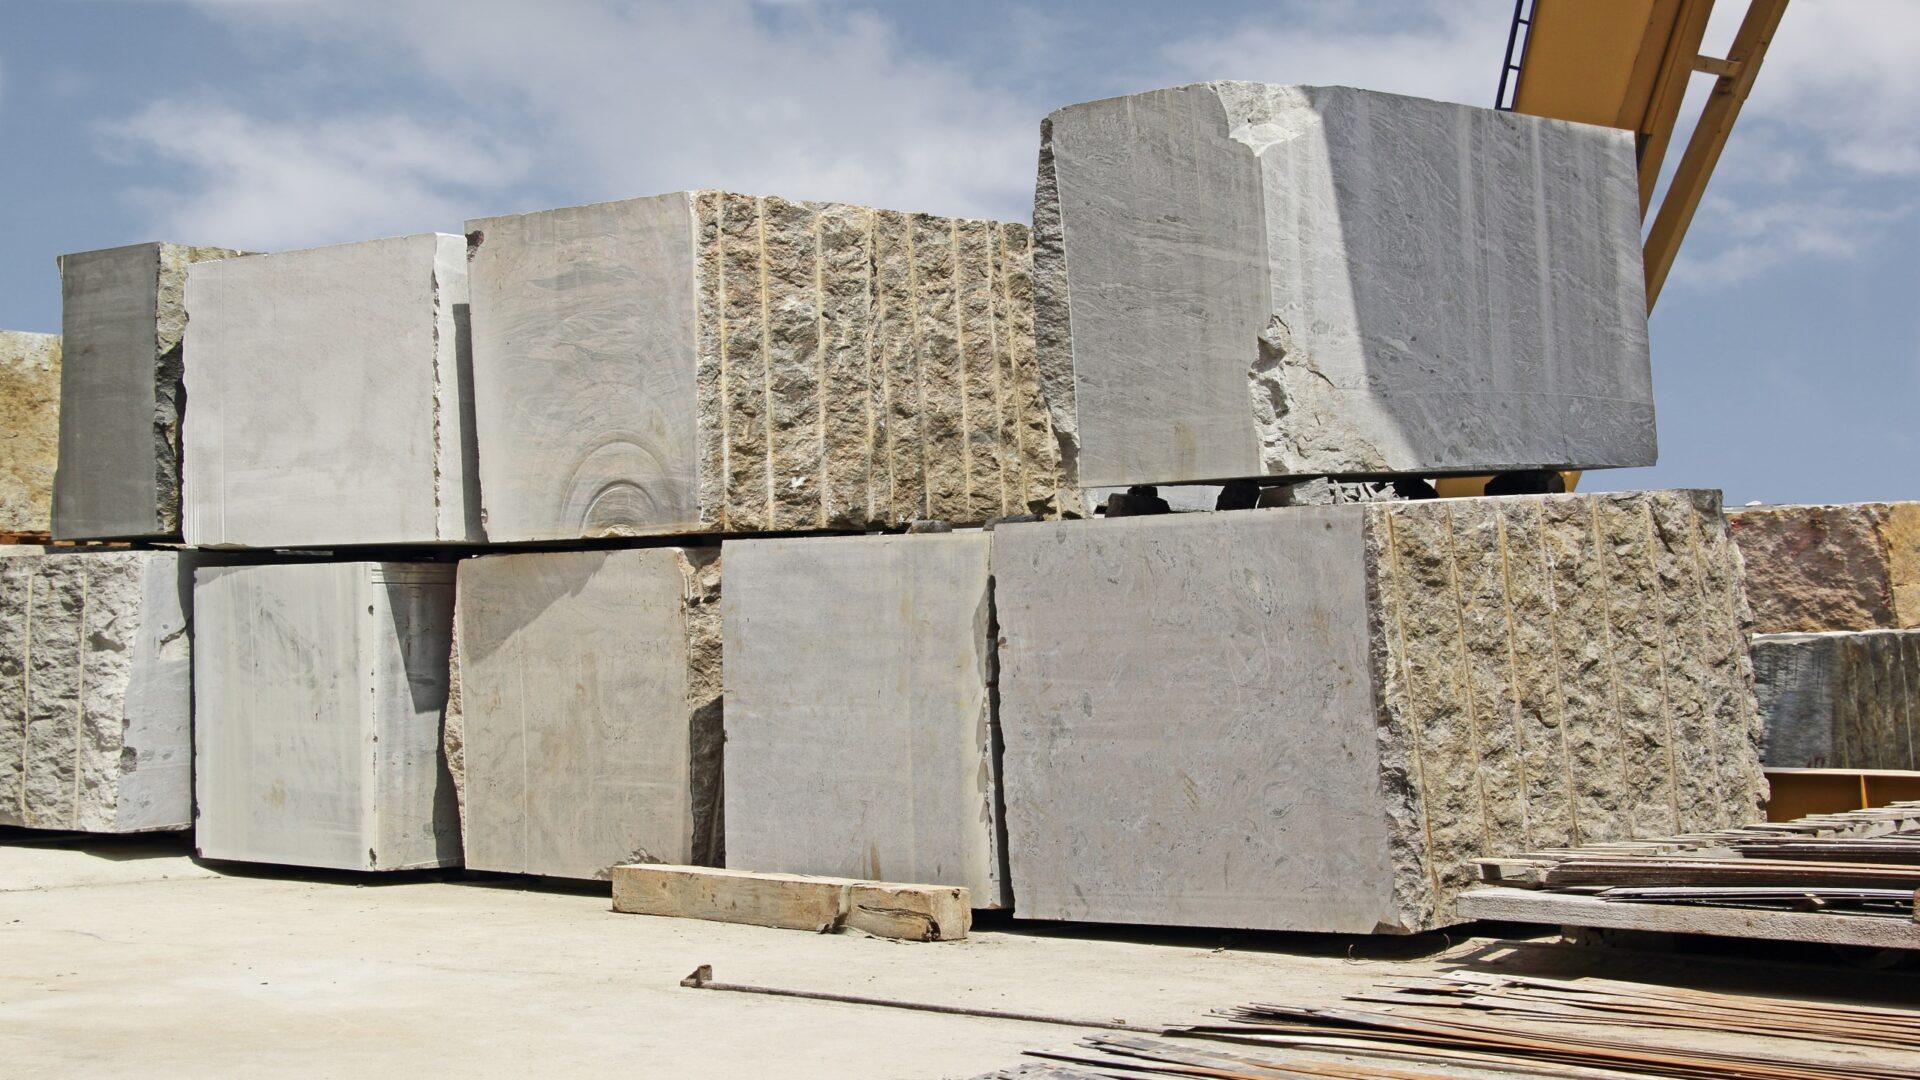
[1456,802,1920,948]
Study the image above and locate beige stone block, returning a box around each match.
[0,332,60,536]
[1729,502,1920,632]
[467,193,1063,541]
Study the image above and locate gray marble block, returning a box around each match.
[193,561,460,870]
[53,242,246,540]
[0,546,192,832]
[993,491,1762,933]
[1034,83,1655,490]
[721,532,1007,907]
[182,234,482,548]
[1753,630,1918,770]
[466,193,1061,542]
[448,547,722,879]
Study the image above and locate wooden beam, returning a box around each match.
[609,863,971,941]
[1457,885,1920,949]
[1643,0,1793,307]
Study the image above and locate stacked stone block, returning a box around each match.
[466,192,1060,542]
[183,234,482,548]
[0,331,61,536]
[193,561,460,870]
[993,491,1763,933]
[0,546,192,832]
[54,242,247,540]
[1034,83,1654,491]
[721,532,1007,907]
[1731,502,1920,769]
[447,547,722,879]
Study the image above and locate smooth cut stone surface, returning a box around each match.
[722,532,1006,907]
[183,234,481,548]
[53,242,246,540]
[1729,502,1920,633]
[466,192,1061,542]
[1753,630,1918,770]
[993,491,1761,933]
[0,332,61,536]
[0,547,192,832]
[193,561,460,870]
[450,547,722,879]
[1034,83,1654,490]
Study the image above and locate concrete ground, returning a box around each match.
[3,830,1917,1078]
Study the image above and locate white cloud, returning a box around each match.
[1671,194,1912,288]
[1744,0,1920,179]
[100,102,528,249]
[1158,1,1510,108]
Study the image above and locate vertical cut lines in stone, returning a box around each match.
[1439,506,1497,858]
[1382,512,1445,911]
[15,572,32,822]
[1492,510,1535,850]
[1639,501,1683,832]
[812,213,829,528]
[754,198,777,526]
[70,566,87,829]
[1683,509,1742,820]
[712,196,732,532]
[952,219,971,515]
[906,224,929,521]
[861,211,880,524]
[1588,500,1634,838]
[1536,509,1582,846]
[986,228,1009,516]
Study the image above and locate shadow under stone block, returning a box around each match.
[721,532,1007,908]
[193,561,460,870]
[993,491,1762,933]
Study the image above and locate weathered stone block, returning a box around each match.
[0,546,191,832]
[994,491,1762,933]
[193,561,460,870]
[0,332,60,536]
[721,532,1007,906]
[1728,502,1920,633]
[182,234,482,548]
[1035,83,1654,490]
[449,547,722,879]
[466,193,1061,542]
[1752,630,1918,770]
[53,242,246,540]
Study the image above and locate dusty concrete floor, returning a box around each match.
[3,830,1917,1078]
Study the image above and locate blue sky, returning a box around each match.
[1,0,1914,505]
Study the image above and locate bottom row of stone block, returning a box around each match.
[3,491,1812,932]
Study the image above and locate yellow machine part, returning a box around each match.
[1765,769,1920,821]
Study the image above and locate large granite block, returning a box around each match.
[722,532,1007,907]
[53,242,246,540]
[1034,83,1654,490]
[183,234,481,548]
[193,561,460,870]
[1728,502,1920,633]
[1753,630,1918,770]
[0,332,60,536]
[448,547,722,879]
[994,491,1763,933]
[466,192,1061,541]
[0,546,191,832]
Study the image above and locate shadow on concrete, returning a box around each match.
[974,908,1507,961]
[0,825,193,862]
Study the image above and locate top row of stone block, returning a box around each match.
[47,84,1654,546]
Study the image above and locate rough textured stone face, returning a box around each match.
[994,490,1762,933]
[450,547,722,879]
[1034,83,1655,490]
[182,234,481,548]
[193,561,460,871]
[721,532,1006,907]
[0,547,191,832]
[1753,630,1918,770]
[1729,503,1920,633]
[54,243,247,540]
[0,332,61,536]
[466,192,1061,542]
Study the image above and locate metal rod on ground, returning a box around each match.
[678,965,1159,1034]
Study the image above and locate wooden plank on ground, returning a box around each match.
[609,864,970,941]
[1456,886,1920,950]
